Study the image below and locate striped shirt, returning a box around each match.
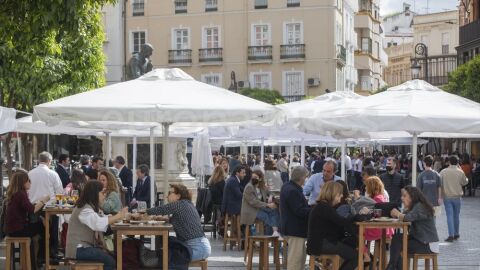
[147,199,204,242]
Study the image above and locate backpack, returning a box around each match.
[0,198,7,241]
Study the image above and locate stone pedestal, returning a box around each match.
[106,136,196,194]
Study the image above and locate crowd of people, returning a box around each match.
[2,146,474,269]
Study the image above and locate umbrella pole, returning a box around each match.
[412,132,418,186]
[105,132,111,165]
[149,128,155,208]
[301,139,305,166]
[162,123,170,204]
[260,137,265,168]
[132,136,137,191]
[341,142,346,186]
[17,133,22,168]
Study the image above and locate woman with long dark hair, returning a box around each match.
[387,186,439,270]
[65,181,127,270]
[65,168,87,195]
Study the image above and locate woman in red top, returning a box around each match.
[5,170,49,267]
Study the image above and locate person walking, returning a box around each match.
[440,155,468,242]
[417,155,442,216]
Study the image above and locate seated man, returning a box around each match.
[133,164,151,207]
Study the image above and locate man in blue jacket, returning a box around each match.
[222,165,246,215]
[280,165,311,270]
[133,164,151,206]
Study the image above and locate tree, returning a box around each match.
[445,55,480,103]
[240,88,285,105]
[0,0,113,171]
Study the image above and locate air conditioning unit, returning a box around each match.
[307,78,320,87]
[238,81,250,88]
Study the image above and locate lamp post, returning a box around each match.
[411,43,428,82]
[228,71,238,93]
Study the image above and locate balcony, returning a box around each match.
[280,44,305,60]
[358,0,372,12]
[459,19,480,46]
[283,95,305,102]
[336,44,346,66]
[205,0,217,11]
[132,2,144,16]
[287,0,300,7]
[248,46,273,62]
[175,0,187,14]
[168,49,192,65]
[199,48,223,63]
[255,0,268,9]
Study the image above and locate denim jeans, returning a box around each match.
[444,197,461,236]
[256,207,279,228]
[186,237,211,261]
[280,172,289,183]
[76,247,116,270]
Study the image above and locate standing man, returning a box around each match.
[303,160,341,205]
[133,164,152,207]
[280,166,311,270]
[277,152,289,184]
[86,156,103,180]
[114,156,133,206]
[417,155,442,216]
[380,157,405,207]
[440,155,468,242]
[29,152,64,262]
[222,165,246,216]
[228,153,241,176]
[56,154,70,188]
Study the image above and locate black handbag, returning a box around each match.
[139,244,161,268]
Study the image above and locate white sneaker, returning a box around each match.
[272,231,283,240]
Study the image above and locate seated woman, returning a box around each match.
[65,168,88,195]
[66,181,127,270]
[363,176,394,262]
[307,181,368,270]
[240,170,280,237]
[143,184,211,261]
[98,170,122,215]
[5,170,49,268]
[387,186,439,270]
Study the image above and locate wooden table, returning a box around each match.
[357,220,410,270]
[111,223,173,270]
[44,207,74,270]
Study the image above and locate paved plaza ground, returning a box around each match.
[0,195,479,270]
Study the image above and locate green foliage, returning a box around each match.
[240,88,286,105]
[373,85,389,94]
[445,55,480,103]
[0,0,114,111]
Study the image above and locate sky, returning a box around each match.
[380,0,458,16]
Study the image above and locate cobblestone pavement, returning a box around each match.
[1,195,479,270]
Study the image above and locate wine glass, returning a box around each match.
[137,201,147,214]
[71,190,79,202]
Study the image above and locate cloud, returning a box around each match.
[380,0,457,16]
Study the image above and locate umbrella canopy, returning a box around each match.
[0,106,16,134]
[34,68,277,125]
[16,116,105,135]
[321,80,480,135]
[191,129,214,180]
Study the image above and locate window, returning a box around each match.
[287,0,300,7]
[132,0,144,16]
[175,0,187,13]
[205,0,217,11]
[255,0,268,9]
[361,37,372,53]
[173,29,189,49]
[284,23,302,44]
[283,71,304,96]
[202,73,222,87]
[132,31,146,53]
[203,27,220,48]
[361,76,371,90]
[442,33,450,54]
[250,72,271,89]
[252,24,270,46]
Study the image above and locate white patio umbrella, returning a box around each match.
[314,80,480,184]
[33,68,278,206]
[0,106,17,134]
[191,129,214,187]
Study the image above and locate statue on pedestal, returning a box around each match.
[126,43,154,80]
[176,142,188,172]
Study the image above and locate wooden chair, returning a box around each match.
[246,235,280,270]
[5,237,32,270]
[309,254,341,270]
[223,213,241,251]
[244,220,265,262]
[280,238,288,268]
[68,260,104,270]
[189,259,208,270]
[409,253,438,270]
[371,238,392,270]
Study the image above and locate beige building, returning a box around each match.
[383,42,413,86]
[125,0,352,101]
[354,0,387,94]
[411,10,458,85]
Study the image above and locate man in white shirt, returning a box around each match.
[29,151,64,261]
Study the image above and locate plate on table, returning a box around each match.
[372,217,398,222]
[147,220,165,225]
[129,220,148,224]
[114,222,130,226]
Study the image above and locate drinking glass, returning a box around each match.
[137,201,147,214]
[71,190,79,202]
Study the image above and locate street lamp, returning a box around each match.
[411,43,428,82]
[228,71,238,93]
